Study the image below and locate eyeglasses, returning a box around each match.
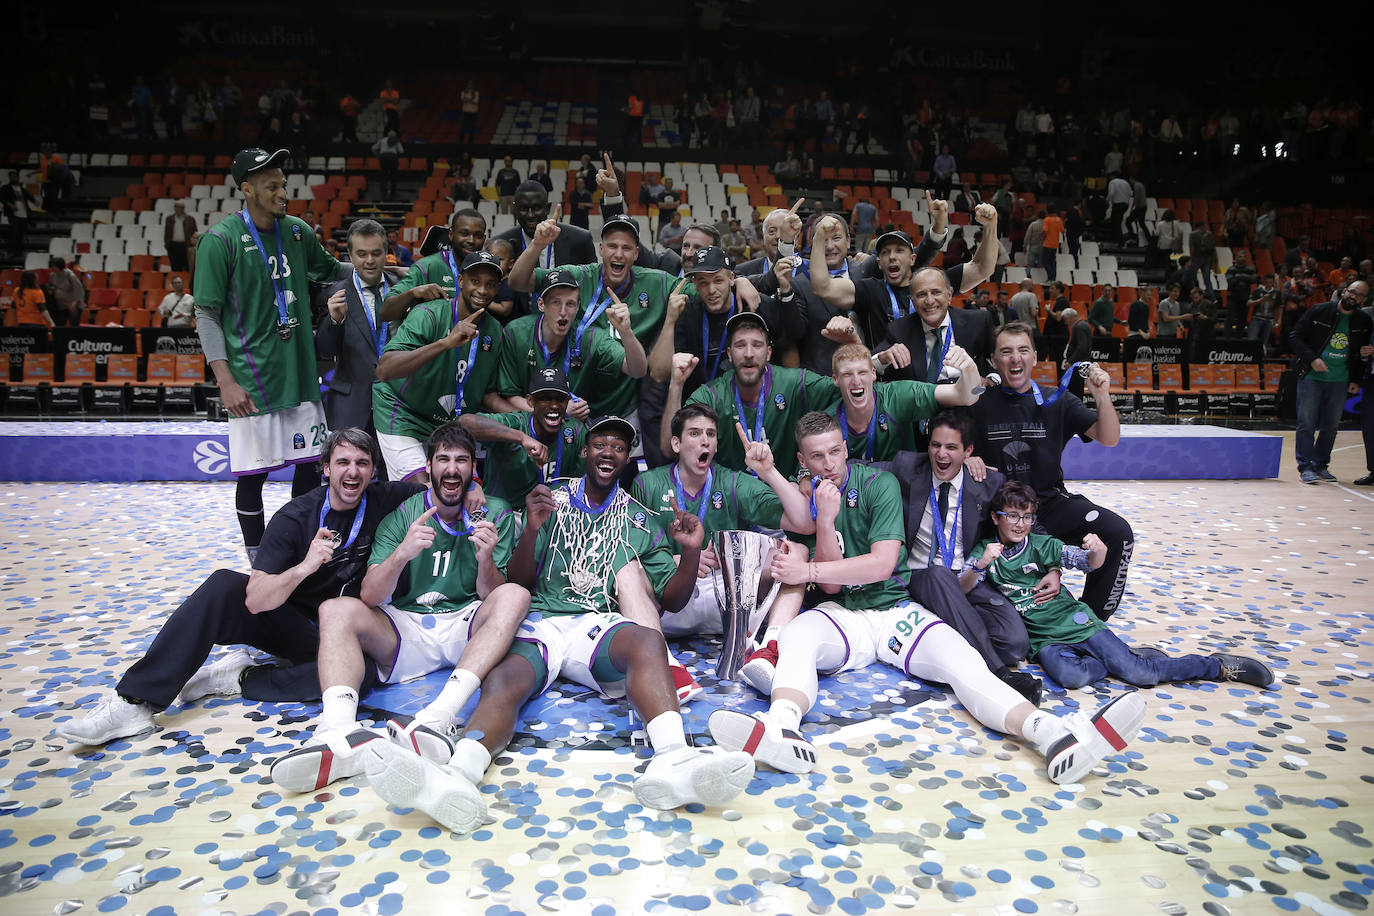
[995,511,1036,524]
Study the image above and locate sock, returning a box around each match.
[319,685,359,733]
[449,737,492,785]
[645,710,687,755]
[292,462,322,498]
[235,473,267,547]
[767,698,803,731]
[762,625,782,646]
[421,669,481,724]
[1021,709,1069,753]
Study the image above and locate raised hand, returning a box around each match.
[446,307,487,349]
[820,315,860,344]
[814,214,844,244]
[398,506,438,562]
[533,204,563,247]
[879,343,912,368]
[521,435,548,465]
[327,289,348,322]
[973,202,998,227]
[925,189,949,233]
[412,283,444,302]
[941,343,977,377]
[605,286,633,336]
[525,484,557,529]
[303,526,337,573]
[667,492,705,552]
[595,152,620,197]
[665,278,690,322]
[781,198,805,243]
[812,477,841,523]
[469,519,499,561]
[773,252,796,293]
[736,421,775,475]
[670,352,699,387]
[978,541,1004,567]
[1085,364,1111,395]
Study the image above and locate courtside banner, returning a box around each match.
[1122,337,1187,365]
[1,328,49,379]
[50,326,137,374]
[140,327,204,356]
[1192,339,1264,364]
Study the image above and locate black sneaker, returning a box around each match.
[1314,468,1337,482]
[1211,653,1275,687]
[1353,474,1374,486]
[996,669,1043,706]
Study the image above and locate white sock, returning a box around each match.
[762,625,782,646]
[767,698,803,731]
[449,737,492,785]
[421,668,481,724]
[320,685,359,733]
[645,711,687,755]
[1021,709,1068,753]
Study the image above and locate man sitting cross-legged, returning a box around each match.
[270,423,530,792]
[362,416,755,833]
[708,411,1148,785]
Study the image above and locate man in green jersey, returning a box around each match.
[666,312,838,478]
[459,366,587,506]
[194,147,351,558]
[377,208,488,323]
[372,250,504,483]
[270,423,530,793]
[363,416,755,833]
[487,268,648,419]
[709,412,1149,787]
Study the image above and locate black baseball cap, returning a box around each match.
[460,250,504,276]
[600,214,641,241]
[586,415,636,443]
[874,229,915,252]
[684,245,731,275]
[540,269,580,295]
[231,148,289,184]
[419,224,449,257]
[725,311,769,341]
[529,367,572,397]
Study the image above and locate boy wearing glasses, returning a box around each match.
[964,482,1273,690]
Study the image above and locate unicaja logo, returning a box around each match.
[193,439,229,474]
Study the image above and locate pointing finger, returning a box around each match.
[606,286,623,304]
[418,506,438,522]
[668,492,680,514]
[788,198,804,214]
[465,307,486,325]
[553,203,562,222]
[603,152,614,173]
[925,189,934,206]
[735,420,751,447]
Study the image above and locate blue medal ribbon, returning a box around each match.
[670,464,713,523]
[702,294,735,380]
[442,248,460,291]
[808,468,851,521]
[530,414,565,482]
[732,364,772,445]
[886,283,911,320]
[239,208,291,331]
[535,316,572,379]
[424,491,475,536]
[927,479,963,569]
[836,399,878,461]
[319,491,367,550]
[1002,361,1084,406]
[452,298,481,415]
[569,476,619,516]
[796,261,849,280]
[572,267,631,361]
[352,271,391,359]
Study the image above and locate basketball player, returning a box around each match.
[362,416,755,833]
[708,412,1148,785]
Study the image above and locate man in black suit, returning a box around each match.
[317,219,394,438]
[495,180,598,270]
[878,267,998,384]
[868,411,1040,702]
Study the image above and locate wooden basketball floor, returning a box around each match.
[0,430,1370,916]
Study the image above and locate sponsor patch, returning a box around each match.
[292,433,306,450]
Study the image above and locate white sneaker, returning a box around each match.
[739,641,778,695]
[365,740,487,834]
[56,691,157,745]
[269,727,383,793]
[384,713,459,765]
[632,745,755,810]
[707,708,818,774]
[178,648,255,704]
[1044,691,1147,785]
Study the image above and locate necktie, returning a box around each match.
[366,287,380,324]
[926,328,943,383]
[932,481,951,565]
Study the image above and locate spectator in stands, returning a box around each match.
[1103,143,1124,177]
[386,229,413,268]
[713,210,732,237]
[1042,281,1072,359]
[853,105,871,153]
[1024,209,1045,272]
[568,176,593,230]
[1126,297,1150,337]
[658,213,687,255]
[47,257,84,326]
[40,151,76,207]
[1248,274,1279,345]
[449,169,479,208]
[379,80,400,135]
[932,145,957,199]
[1126,177,1148,244]
[493,156,521,215]
[1285,235,1311,271]
[1222,199,1252,248]
[372,130,403,200]
[1191,224,1216,293]
[991,179,1014,234]
[10,271,53,329]
[624,93,645,148]
[774,145,801,181]
[850,198,877,254]
[164,201,197,273]
[1254,202,1277,249]
[1153,209,1182,270]
[1,171,37,258]
[1040,207,1064,284]
[194,80,218,138]
[1290,281,1372,484]
[529,162,553,193]
[1225,249,1259,337]
[130,75,154,139]
[459,81,480,145]
[1167,255,1195,299]
[737,86,760,146]
[1156,284,1184,337]
[722,218,748,264]
[1010,278,1039,326]
[1062,309,1093,368]
[1184,287,1220,343]
[658,178,682,220]
[1105,173,1131,244]
[158,275,195,328]
[1034,106,1055,160]
[338,93,360,143]
[1089,285,1117,336]
[220,76,242,141]
[163,77,185,140]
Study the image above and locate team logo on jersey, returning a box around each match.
[481,335,492,351]
[846,488,859,507]
[563,426,575,443]
[877,412,889,431]
[293,433,306,450]
[638,292,650,307]
[888,636,903,654]
[633,511,647,526]
[711,491,723,510]
[774,393,786,410]
[291,224,303,241]
[586,624,602,640]
[1022,563,1041,575]
[240,233,252,243]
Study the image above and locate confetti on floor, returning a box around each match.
[0,431,1370,915]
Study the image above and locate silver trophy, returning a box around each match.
[712,530,784,680]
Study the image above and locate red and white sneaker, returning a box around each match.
[707,709,818,774]
[669,662,703,705]
[739,641,778,695]
[1044,691,1147,785]
[270,727,383,793]
[385,713,459,765]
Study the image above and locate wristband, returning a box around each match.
[808,561,818,584]
[778,289,795,302]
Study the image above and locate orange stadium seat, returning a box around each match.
[116,289,144,309]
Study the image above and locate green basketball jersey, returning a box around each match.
[479,411,587,506]
[788,463,908,612]
[970,533,1105,655]
[194,212,343,412]
[371,299,503,440]
[831,381,940,461]
[368,492,518,613]
[493,314,627,415]
[685,366,840,478]
[631,462,783,555]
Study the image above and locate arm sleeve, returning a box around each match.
[254,506,307,575]
[887,380,940,422]
[1060,392,1099,441]
[864,473,907,544]
[194,304,229,363]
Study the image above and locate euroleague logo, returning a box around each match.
[193,439,230,474]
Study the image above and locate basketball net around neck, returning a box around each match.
[544,477,650,611]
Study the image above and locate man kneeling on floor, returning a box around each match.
[707,411,1148,785]
[362,416,754,833]
[271,422,529,791]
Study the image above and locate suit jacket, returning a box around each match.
[495,223,597,268]
[315,276,390,431]
[883,306,997,381]
[164,213,198,246]
[871,451,1004,562]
